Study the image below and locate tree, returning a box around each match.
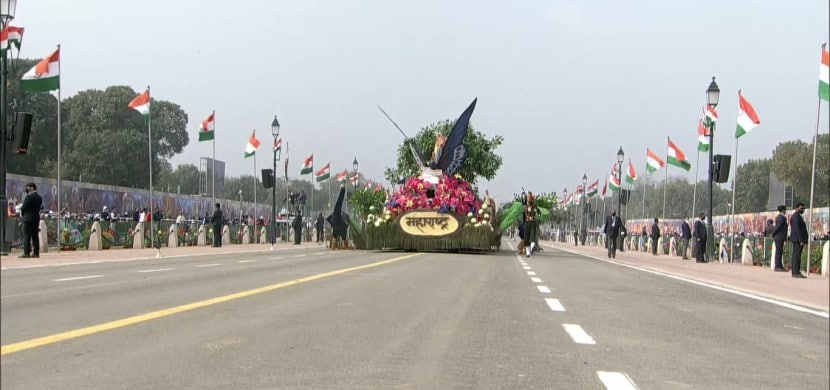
[59,86,189,188]
[771,134,829,207]
[734,158,771,213]
[384,120,503,187]
[157,163,201,194]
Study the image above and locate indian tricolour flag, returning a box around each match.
[336,170,348,183]
[667,138,691,171]
[199,112,215,141]
[697,119,710,152]
[586,179,599,197]
[820,43,829,101]
[20,48,60,92]
[0,26,24,54]
[734,91,760,138]
[314,163,331,182]
[128,88,150,116]
[300,154,313,175]
[273,138,282,152]
[601,180,607,197]
[704,104,718,125]
[243,131,260,158]
[646,148,665,173]
[608,163,620,191]
[626,160,637,184]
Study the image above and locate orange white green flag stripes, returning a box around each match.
[820,43,829,101]
[199,112,215,141]
[697,119,710,152]
[314,162,331,182]
[646,148,665,173]
[626,160,637,184]
[243,131,260,158]
[300,154,313,175]
[667,138,691,171]
[335,170,348,182]
[273,138,282,152]
[128,88,150,116]
[734,91,760,138]
[0,26,24,54]
[608,162,621,191]
[704,105,718,125]
[586,179,599,197]
[20,48,60,92]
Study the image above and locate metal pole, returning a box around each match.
[663,136,668,222]
[211,112,216,209]
[0,17,8,254]
[729,138,739,264]
[56,55,62,250]
[271,138,277,249]
[805,95,823,276]
[147,85,154,250]
[692,150,700,217]
[706,121,716,261]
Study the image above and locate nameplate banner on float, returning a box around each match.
[398,210,460,237]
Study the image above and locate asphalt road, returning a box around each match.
[1,242,827,389]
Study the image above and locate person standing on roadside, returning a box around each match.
[604,210,622,258]
[789,203,808,278]
[679,217,692,260]
[19,183,43,258]
[772,205,788,272]
[694,213,707,262]
[650,218,661,256]
[210,203,223,247]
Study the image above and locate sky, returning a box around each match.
[14,0,830,203]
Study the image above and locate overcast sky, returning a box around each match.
[15,0,829,202]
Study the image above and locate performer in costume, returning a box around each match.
[327,185,349,248]
[522,192,539,257]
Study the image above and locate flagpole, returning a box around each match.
[729,137,739,264]
[642,161,647,220]
[56,44,62,249]
[693,150,700,216]
[805,92,823,276]
[147,85,154,250]
[660,137,671,219]
[211,110,216,208]
[253,148,257,230]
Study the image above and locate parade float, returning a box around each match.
[359,98,503,252]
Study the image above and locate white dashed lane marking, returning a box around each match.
[195,264,222,268]
[596,371,638,390]
[293,254,307,258]
[537,285,551,294]
[562,323,596,345]
[237,260,257,263]
[314,252,325,255]
[270,256,284,260]
[522,266,532,270]
[545,298,566,312]
[530,277,543,283]
[53,275,104,282]
[526,271,535,276]
[137,268,173,273]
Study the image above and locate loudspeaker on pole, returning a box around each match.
[261,169,274,188]
[14,112,34,155]
[713,154,731,183]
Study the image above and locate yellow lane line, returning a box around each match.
[1,253,423,356]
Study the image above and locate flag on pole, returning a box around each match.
[608,163,621,191]
[336,170,348,183]
[667,138,692,171]
[0,26,24,54]
[735,91,760,138]
[243,131,260,158]
[646,148,665,173]
[601,180,607,197]
[199,112,215,141]
[128,88,150,116]
[314,163,331,182]
[697,119,710,152]
[704,104,718,125]
[20,48,60,92]
[273,138,282,152]
[626,160,637,184]
[586,179,599,196]
[820,42,829,101]
[349,172,359,185]
[300,154,313,175]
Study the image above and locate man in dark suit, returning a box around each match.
[650,218,661,255]
[772,205,788,272]
[789,203,808,278]
[19,183,43,258]
[210,203,223,247]
[315,213,325,243]
[693,213,707,262]
[679,218,692,260]
[604,210,622,258]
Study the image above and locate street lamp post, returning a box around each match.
[270,115,280,249]
[0,0,17,254]
[616,147,625,250]
[579,173,587,245]
[706,77,720,261]
[562,187,567,242]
